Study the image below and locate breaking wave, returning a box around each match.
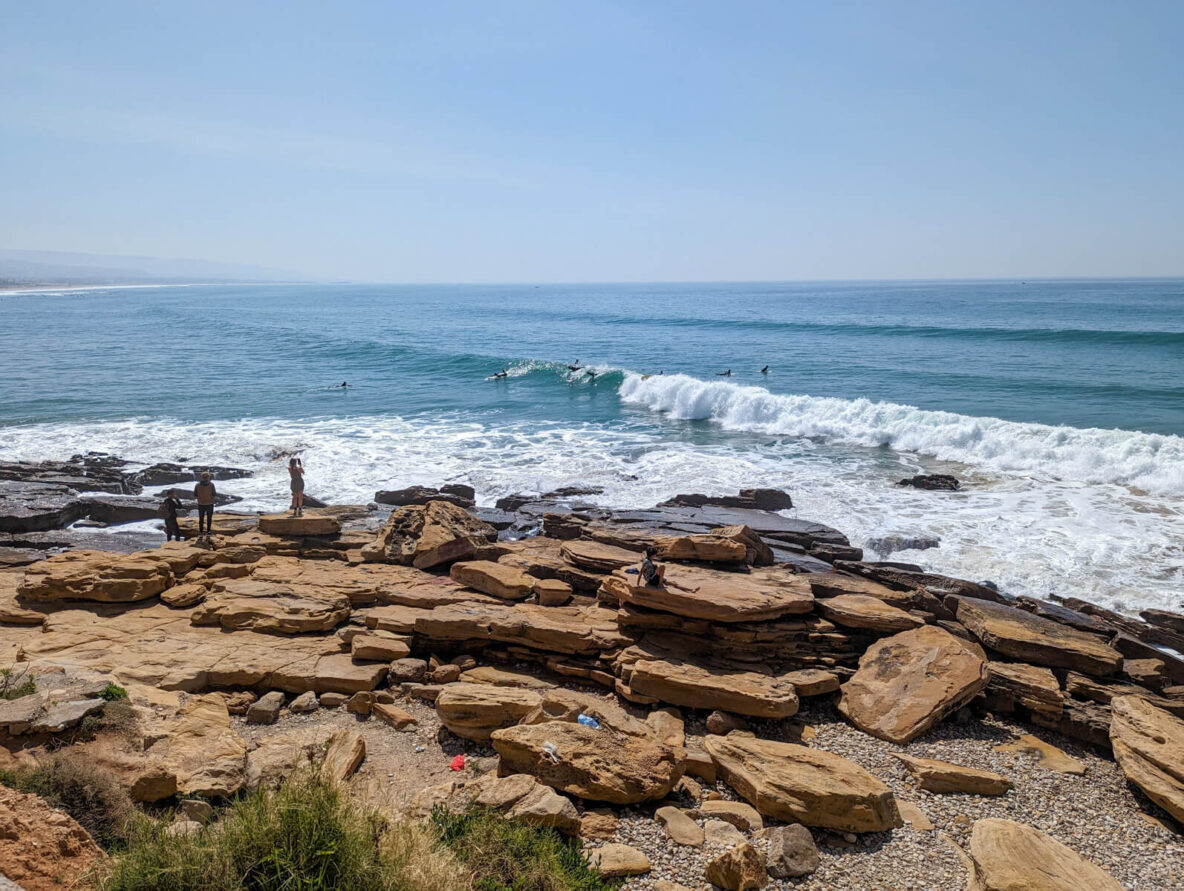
[617,372,1184,495]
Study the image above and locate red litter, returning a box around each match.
[449,754,465,771]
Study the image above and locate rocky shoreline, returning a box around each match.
[1,458,1183,889]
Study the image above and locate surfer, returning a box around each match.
[759,366,768,374]
[586,369,598,379]
[492,368,508,379]
[637,547,699,593]
[567,359,581,371]
[717,369,731,377]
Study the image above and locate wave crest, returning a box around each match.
[617,372,1184,495]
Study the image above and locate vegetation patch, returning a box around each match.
[101,682,129,701]
[0,754,133,849]
[432,806,621,891]
[0,666,36,700]
[99,770,467,890]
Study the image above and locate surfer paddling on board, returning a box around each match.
[567,359,581,371]
[633,547,699,593]
[585,369,599,379]
[759,366,769,374]
[717,369,732,377]
[492,368,508,379]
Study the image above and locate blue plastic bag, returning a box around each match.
[577,713,601,730]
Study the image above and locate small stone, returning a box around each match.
[222,690,257,715]
[178,799,213,824]
[373,702,418,731]
[450,654,478,671]
[656,805,705,847]
[318,692,348,708]
[589,843,651,877]
[389,658,428,683]
[579,808,619,839]
[704,819,747,847]
[705,841,768,890]
[289,691,319,713]
[706,710,750,735]
[766,823,819,878]
[245,691,284,725]
[346,692,374,715]
[700,799,763,832]
[429,663,462,684]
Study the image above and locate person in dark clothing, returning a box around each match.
[161,489,184,541]
[638,547,699,593]
[194,472,216,539]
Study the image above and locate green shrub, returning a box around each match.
[0,754,133,849]
[0,666,36,700]
[431,807,620,891]
[101,682,129,701]
[100,770,417,890]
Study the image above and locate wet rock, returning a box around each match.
[662,488,793,511]
[130,463,250,487]
[374,485,475,508]
[956,597,1123,676]
[897,474,960,491]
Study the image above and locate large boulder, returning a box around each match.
[191,579,351,634]
[435,682,543,740]
[449,560,536,600]
[956,598,1122,676]
[18,549,174,602]
[599,568,814,622]
[408,600,628,656]
[703,734,900,833]
[560,540,640,572]
[656,534,748,564]
[965,819,1122,891]
[363,501,497,568]
[620,657,799,718]
[816,594,925,632]
[838,625,990,744]
[491,721,684,804]
[1109,695,1184,822]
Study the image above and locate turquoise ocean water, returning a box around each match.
[1,279,1182,611]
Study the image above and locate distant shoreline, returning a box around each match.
[0,281,300,295]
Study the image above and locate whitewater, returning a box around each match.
[1,279,1181,615]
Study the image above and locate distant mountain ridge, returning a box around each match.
[0,249,304,286]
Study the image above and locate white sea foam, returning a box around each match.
[618,372,1184,496]
[1,408,1182,614]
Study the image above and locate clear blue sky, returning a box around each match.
[2,1,1182,282]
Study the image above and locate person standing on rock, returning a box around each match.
[194,472,216,539]
[288,457,305,516]
[161,489,184,542]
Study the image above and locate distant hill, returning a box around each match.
[0,249,304,287]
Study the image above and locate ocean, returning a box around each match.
[1,279,1182,613]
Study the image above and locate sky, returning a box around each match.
[1,1,1182,283]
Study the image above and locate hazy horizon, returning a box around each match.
[3,2,1183,282]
